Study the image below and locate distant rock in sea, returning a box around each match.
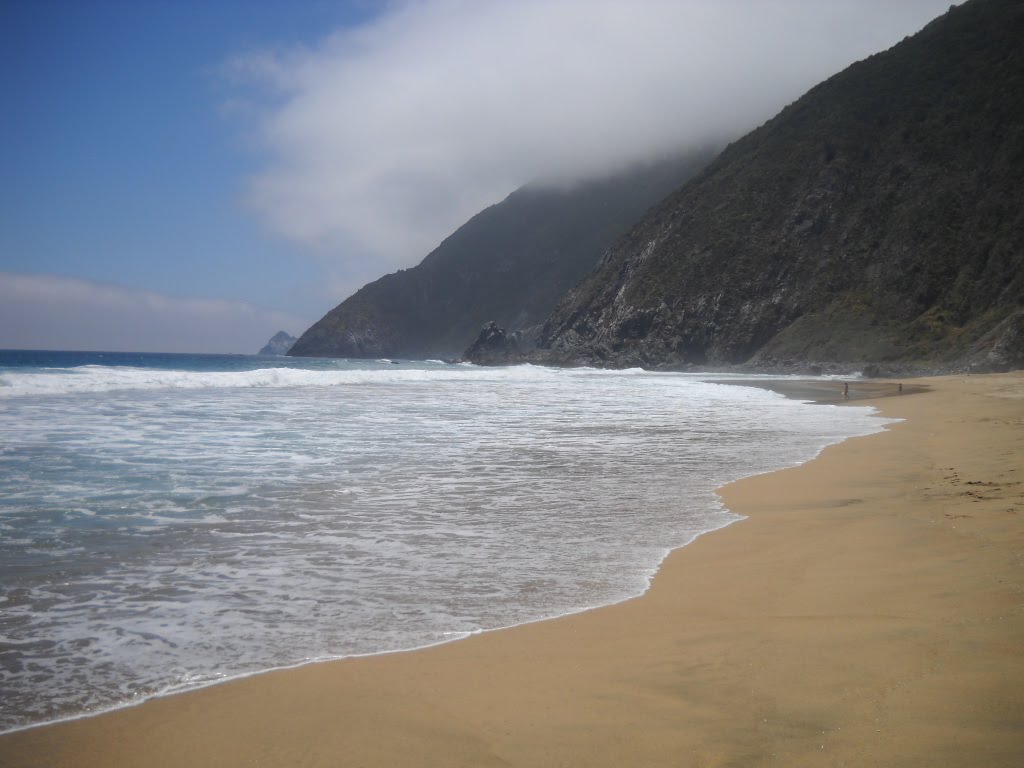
[258,331,297,356]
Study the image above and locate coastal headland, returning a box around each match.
[2,372,1021,767]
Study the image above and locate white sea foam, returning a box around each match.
[0,362,549,397]
[0,362,895,733]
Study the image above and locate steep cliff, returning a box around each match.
[534,0,1023,372]
[287,150,715,359]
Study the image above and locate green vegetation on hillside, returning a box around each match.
[535,0,1023,372]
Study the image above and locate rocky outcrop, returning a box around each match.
[463,322,541,365]
[965,310,1024,372]
[464,322,517,364]
[288,149,716,360]
[258,331,297,356]
[533,0,1023,372]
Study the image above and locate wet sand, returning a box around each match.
[2,373,1022,767]
[707,376,929,404]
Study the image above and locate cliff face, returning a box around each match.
[287,150,716,360]
[534,0,1023,371]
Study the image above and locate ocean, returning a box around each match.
[0,350,893,733]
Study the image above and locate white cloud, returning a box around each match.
[0,273,309,353]
[232,0,952,289]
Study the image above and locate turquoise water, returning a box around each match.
[0,351,892,732]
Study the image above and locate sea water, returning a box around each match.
[0,351,893,733]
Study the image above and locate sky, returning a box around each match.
[0,0,954,353]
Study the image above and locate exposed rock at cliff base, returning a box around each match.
[464,322,516,365]
[965,310,1024,373]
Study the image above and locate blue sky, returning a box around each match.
[2,2,304,298]
[0,0,952,353]
[1,1,376,351]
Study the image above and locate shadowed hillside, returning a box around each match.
[529,0,1023,372]
[288,150,716,359]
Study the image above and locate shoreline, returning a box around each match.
[0,515,739,742]
[707,376,930,404]
[2,372,1022,766]
[0,372,863,737]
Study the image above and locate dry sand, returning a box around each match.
[2,372,1022,767]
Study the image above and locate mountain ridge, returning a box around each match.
[287,150,716,360]
[519,0,1022,372]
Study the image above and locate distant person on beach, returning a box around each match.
[843,382,849,399]
[899,382,903,395]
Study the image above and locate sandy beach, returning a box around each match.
[2,372,1022,767]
